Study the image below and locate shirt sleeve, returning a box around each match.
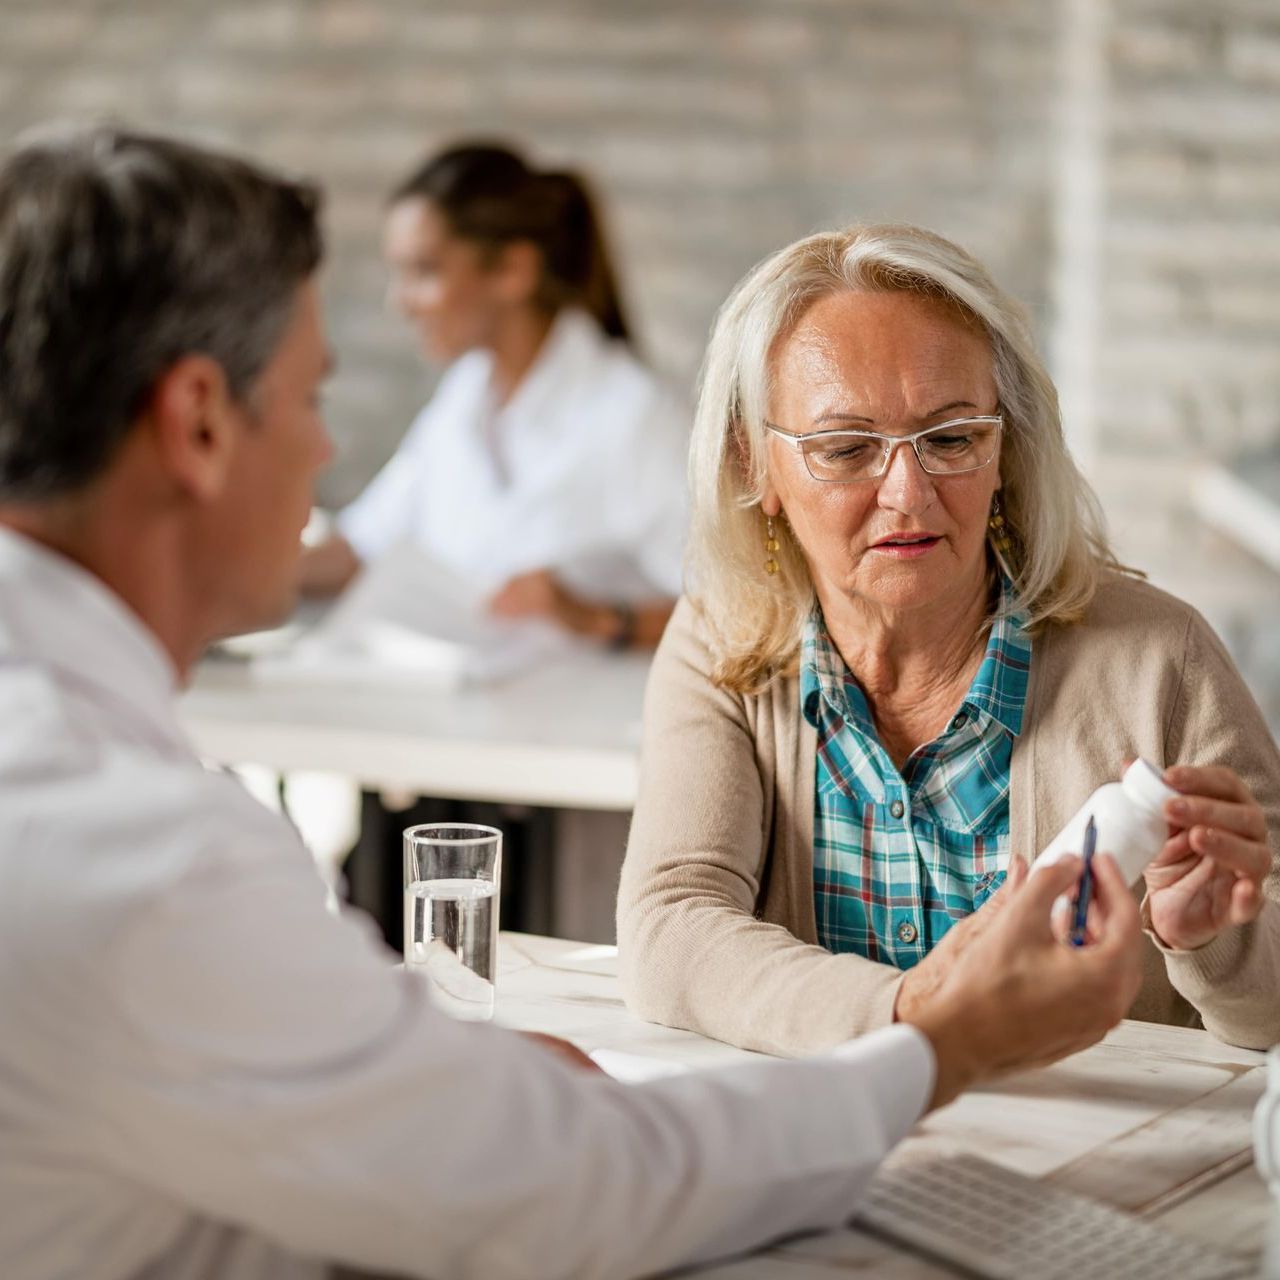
[100,792,931,1280]
[335,403,435,565]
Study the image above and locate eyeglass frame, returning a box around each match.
[763,414,1004,482]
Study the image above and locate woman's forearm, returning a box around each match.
[297,534,362,598]
[559,596,675,651]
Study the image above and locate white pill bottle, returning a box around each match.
[1036,758,1178,884]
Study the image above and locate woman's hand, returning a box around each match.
[489,568,579,627]
[904,854,1143,1111]
[488,570,675,649]
[1144,764,1271,951]
[297,533,362,598]
[488,568,622,641]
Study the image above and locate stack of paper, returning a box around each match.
[263,542,569,688]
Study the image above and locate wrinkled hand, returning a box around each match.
[1145,764,1270,951]
[894,857,1027,1023]
[519,1031,604,1073]
[903,853,1143,1110]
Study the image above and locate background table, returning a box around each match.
[181,651,650,941]
[495,932,1276,1277]
[180,647,652,811]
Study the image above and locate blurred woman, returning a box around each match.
[303,143,686,649]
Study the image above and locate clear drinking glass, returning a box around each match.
[404,823,502,1022]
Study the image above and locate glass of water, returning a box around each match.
[403,824,502,1022]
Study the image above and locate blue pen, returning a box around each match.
[1069,815,1097,947]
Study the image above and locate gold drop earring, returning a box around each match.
[988,493,1014,561]
[764,515,780,575]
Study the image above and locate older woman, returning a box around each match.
[618,223,1280,1056]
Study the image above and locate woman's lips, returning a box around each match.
[869,535,942,559]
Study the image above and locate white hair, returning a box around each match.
[686,222,1129,693]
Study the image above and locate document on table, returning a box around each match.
[589,1049,693,1083]
[262,541,569,687]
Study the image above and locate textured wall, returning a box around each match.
[1,0,1278,717]
[1103,0,1280,460]
[0,0,1056,506]
[1087,0,1280,726]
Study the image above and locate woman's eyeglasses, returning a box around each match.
[764,415,1003,483]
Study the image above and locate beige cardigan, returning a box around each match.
[617,573,1280,1055]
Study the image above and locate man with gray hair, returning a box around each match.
[0,125,1143,1280]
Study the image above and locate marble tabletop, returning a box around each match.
[494,932,1277,1277]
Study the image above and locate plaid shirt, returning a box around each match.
[801,589,1031,971]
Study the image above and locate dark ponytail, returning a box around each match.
[392,143,632,345]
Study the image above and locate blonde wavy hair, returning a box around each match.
[687,222,1129,693]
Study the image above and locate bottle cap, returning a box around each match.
[1122,758,1177,813]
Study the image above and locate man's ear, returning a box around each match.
[143,355,240,502]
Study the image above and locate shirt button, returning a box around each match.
[951,711,968,730]
[897,920,918,944]
[889,799,905,819]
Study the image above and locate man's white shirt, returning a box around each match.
[0,525,934,1280]
[337,308,688,601]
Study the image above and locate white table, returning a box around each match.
[495,932,1276,1277]
[179,647,651,811]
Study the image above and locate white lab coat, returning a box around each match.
[338,309,688,601]
[0,526,934,1280]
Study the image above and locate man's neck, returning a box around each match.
[0,502,207,681]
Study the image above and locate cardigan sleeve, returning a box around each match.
[617,600,903,1057]
[1152,606,1280,1050]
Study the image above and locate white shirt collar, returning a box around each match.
[0,525,186,753]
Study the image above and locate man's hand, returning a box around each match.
[519,1031,604,1073]
[1145,764,1271,951]
[902,853,1143,1111]
[894,857,1027,1023]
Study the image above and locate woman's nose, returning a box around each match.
[876,440,935,512]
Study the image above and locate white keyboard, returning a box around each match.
[853,1152,1253,1279]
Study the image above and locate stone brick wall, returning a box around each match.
[1087,0,1280,728]
[1103,0,1280,463]
[0,0,1055,505]
[1,1,1278,722]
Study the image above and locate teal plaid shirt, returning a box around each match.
[801,587,1031,970]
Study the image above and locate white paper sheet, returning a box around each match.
[589,1049,694,1083]
[264,541,570,688]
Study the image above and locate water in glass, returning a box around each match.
[405,877,497,1021]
